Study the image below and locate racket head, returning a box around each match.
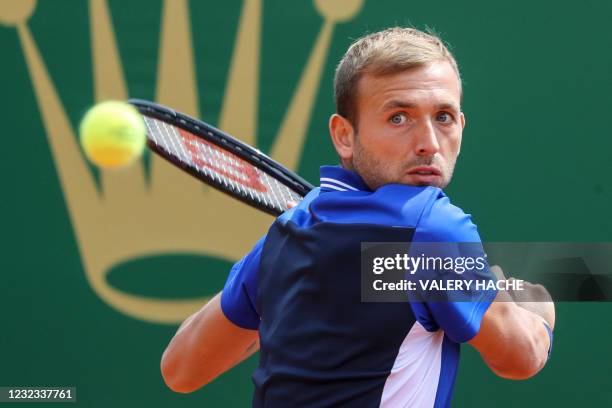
[128,99,314,216]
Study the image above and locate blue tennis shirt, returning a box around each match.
[221,165,496,408]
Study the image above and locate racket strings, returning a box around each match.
[143,116,302,214]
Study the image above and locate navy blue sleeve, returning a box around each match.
[220,237,265,330]
[410,193,497,343]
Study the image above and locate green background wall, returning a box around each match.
[1,0,610,406]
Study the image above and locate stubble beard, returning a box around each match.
[350,138,394,191]
[349,137,455,190]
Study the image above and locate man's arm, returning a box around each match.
[414,198,554,379]
[160,292,259,393]
[468,266,555,380]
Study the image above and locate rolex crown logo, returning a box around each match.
[2,0,363,324]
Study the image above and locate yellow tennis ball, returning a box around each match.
[79,101,146,169]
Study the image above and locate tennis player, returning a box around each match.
[160,27,555,407]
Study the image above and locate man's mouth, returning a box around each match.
[407,166,441,176]
[406,166,442,185]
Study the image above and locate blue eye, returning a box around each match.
[390,113,407,125]
[437,112,453,123]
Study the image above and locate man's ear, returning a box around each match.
[329,113,356,162]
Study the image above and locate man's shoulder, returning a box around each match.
[374,183,444,226]
[414,190,480,243]
[299,184,442,228]
[273,183,478,241]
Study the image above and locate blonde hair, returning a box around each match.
[334,27,461,125]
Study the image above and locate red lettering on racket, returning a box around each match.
[178,130,268,193]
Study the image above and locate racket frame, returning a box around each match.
[129,98,314,216]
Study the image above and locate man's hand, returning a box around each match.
[469,265,555,380]
[490,265,555,329]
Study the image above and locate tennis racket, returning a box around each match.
[128,99,314,216]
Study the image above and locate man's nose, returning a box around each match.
[414,119,440,156]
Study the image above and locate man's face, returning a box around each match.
[330,61,465,190]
